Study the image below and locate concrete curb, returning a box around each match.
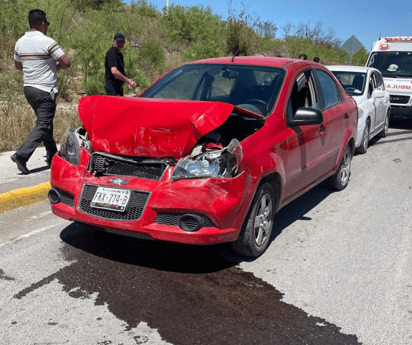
[0,182,51,214]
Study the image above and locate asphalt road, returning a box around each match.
[0,120,411,345]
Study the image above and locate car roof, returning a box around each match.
[326,65,380,74]
[186,56,320,69]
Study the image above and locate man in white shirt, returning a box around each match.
[12,9,71,174]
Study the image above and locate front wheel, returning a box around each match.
[230,182,277,257]
[326,145,352,191]
[356,120,369,154]
[378,111,390,138]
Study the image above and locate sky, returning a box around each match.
[124,0,412,52]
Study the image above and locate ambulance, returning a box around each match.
[366,37,412,118]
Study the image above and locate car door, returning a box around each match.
[372,71,389,127]
[365,72,378,132]
[282,69,325,199]
[312,68,347,174]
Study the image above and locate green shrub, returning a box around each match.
[140,40,165,66]
[130,0,158,18]
[164,5,225,60]
[352,48,369,66]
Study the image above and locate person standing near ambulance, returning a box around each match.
[12,9,71,174]
[104,33,137,96]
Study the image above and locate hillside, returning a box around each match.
[0,0,368,152]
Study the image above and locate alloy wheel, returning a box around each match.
[339,148,351,185]
[254,194,273,247]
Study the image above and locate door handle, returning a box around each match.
[320,126,326,134]
[344,113,350,119]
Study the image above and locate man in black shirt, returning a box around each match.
[104,32,137,96]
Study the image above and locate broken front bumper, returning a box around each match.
[50,150,255,244]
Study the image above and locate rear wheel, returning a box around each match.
[356,120,369,154]
[378,111,390,138]
[230,182,277,257]
[326,145,352,191]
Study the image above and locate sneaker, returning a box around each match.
[11,153,30,174]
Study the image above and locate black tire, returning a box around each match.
[230,182,277,257]
[356,120,369,154]
[326,144,352,191]
[378,111,390,138]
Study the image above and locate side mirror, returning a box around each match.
[289,108,323,127]
[372,90,385,99]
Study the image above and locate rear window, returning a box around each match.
[331,71,366,96]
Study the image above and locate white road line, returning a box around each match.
[28,210,53,220]
[0,221,67,248]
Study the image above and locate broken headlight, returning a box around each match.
[171,139,243,180]
[60,127,84,166]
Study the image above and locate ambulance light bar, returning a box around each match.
[384,37,412,42]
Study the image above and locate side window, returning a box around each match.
[287,70,319,121]
[315,69,341,110]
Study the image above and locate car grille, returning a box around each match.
[155,213,215,228]
[90,152,168,181]
[79,185,150,221]
[390,95,410,104]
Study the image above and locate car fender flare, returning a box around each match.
[334,136,355,173]
[241,151,285,217]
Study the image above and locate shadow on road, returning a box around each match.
[60,222,235,274]
[59,184,334,270]
[29,165,50,174]
[389,118,412,130]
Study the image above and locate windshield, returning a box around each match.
[367,52,412,78]
[331,71,366,96]
[140,64,285,116]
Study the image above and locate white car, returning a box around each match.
[327,65,391,153]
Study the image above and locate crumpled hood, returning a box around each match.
[78,96,241,159]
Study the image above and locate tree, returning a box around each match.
[281,21,341,49]
[256,21,277,39]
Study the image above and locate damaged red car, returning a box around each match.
[49,57,357,257]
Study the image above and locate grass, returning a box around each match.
[0,95,81,153]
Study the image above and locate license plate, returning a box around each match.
[90,187,131,212]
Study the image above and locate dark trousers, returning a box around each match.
[105,80,124,96]
[16,86,58,162]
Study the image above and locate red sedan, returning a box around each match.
[49,57,357,257]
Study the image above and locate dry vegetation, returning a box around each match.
[0,96,80,152]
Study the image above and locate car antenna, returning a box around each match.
[231,49,239,62]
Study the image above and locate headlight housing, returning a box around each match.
[60,127,82,165]
[171,139,243,180]
[357,106,363,119]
